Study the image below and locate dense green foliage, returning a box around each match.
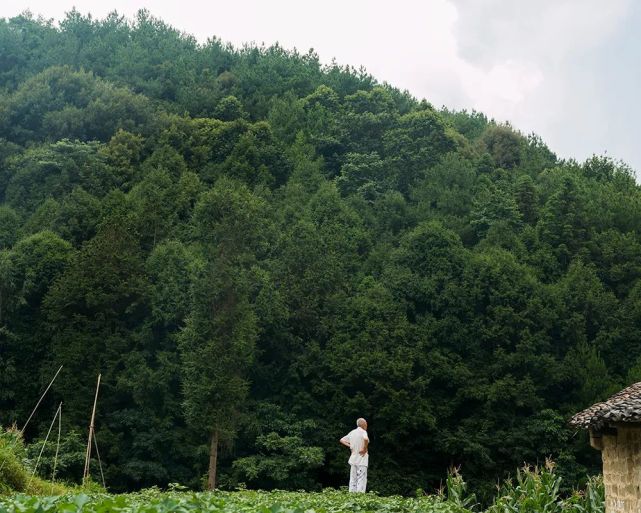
[0,8,637,496]
[0,466,606,513]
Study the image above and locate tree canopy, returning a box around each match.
[0,8,636,497]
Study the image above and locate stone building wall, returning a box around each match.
[601,425,641,513]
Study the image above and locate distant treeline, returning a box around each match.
[0,9,636,497]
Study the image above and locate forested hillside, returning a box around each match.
[0,9,638,497]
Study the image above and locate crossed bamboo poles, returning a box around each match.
[0,366,105,489]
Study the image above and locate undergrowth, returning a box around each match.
[0,427,70,495]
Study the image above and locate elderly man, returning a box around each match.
[339,418,369,492]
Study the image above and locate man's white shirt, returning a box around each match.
[341,427,369,467]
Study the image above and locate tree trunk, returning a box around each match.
[207,430,218,490]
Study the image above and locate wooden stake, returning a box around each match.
[83,374,101,483]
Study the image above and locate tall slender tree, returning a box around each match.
[179,177,266,489]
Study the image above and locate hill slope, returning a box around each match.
[0,9,638,495]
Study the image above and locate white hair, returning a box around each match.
[356,418,367,427]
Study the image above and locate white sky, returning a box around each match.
[2,0,640,172]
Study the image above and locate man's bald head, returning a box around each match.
[356,418,368,429]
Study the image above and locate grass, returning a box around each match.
[0,427,70,496]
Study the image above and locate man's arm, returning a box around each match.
[339,435,351,448]
[359,436,369,456]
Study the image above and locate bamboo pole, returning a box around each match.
[0,365,63,476]
[21,365,63,434]
[51,402,62,494]
[28,403,61,490]
[93,430,106,488]
[83,374,101,483]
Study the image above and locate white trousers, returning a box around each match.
[349,465,367,492]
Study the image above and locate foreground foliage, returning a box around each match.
[0,466,605,513]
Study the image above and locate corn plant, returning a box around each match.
[486,462,563,513]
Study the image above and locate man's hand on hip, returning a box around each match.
[359,437,369,456]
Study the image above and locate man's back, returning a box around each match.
[345,427,369,466]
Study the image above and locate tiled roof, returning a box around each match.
[570,382,641,429]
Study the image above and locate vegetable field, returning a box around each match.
[0,469,605,513]
[0,427,606,513]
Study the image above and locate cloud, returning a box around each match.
[446,0,636,169]
[451,0,631,64]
